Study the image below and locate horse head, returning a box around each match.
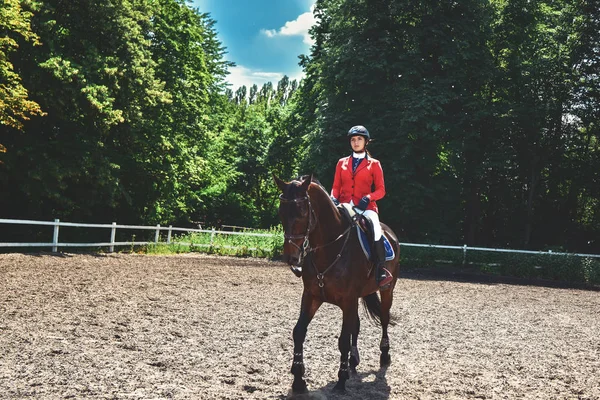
[273,174,315,267]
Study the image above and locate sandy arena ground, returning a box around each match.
[0,253,599,399]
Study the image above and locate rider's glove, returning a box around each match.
[357,196,370,211]
[330,196,339,206]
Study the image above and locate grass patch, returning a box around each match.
[143,228,284,259]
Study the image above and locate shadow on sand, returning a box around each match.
[281,366,391,400]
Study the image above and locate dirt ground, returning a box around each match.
[1,253,599,400]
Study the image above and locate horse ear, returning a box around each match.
[273,173,287,192]
[300,174,312,192]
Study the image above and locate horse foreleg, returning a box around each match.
[333,300,358,393]
[349,312,360,374]
[291,292,321,394]
[379,290,394,366]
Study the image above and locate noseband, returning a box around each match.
[279,193,317,265]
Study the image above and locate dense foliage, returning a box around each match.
[299,0,600,253]
[0,0,44,132]
[1,0,598,254]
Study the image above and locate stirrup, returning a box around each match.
[377,267,393,288]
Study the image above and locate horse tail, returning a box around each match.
[361,293,382,326]
[361,293,398,327]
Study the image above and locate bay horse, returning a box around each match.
[273,174,400,394]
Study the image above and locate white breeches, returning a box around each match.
[348,201,383,241]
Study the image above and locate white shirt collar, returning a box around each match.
[352,152,366,159]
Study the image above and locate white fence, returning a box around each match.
[0,218,275,253]
[1,217,599,260]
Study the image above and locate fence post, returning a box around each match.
[110,222,117,253]
[167,225,172,244]
[210,228,216,246]
[52,219,60,253]
[462,244,467,266]
[155,224,160,244]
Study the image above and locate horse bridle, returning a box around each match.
[278,192,354,270]
[278,193,317,266]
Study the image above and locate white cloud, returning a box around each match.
[261,5,317,45]
[226,65,283,91]
[225,65,305,93]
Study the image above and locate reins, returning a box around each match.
[279,190,355,300]
[311,224,352,296]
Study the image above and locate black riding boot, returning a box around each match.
[374,239,392,287]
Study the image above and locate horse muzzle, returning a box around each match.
[283,236,309,267]
[283,252,302,267]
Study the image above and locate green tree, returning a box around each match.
[0,0,170,223]
[0,0,44,134]
[300,0,497,242]
[145,0,232,224]
[203,77,303,228]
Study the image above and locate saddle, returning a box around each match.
[337,203,395,262]
[338,204,376,257]
[337,203,375,241]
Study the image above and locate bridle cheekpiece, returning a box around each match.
[278,193,316,266]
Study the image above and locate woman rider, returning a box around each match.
[330,125,393,287]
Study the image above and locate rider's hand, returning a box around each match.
[357,196,370,210]
[331,196,339,206]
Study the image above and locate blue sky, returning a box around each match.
[191,0,316,91]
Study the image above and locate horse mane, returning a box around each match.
[296,174,322,186]
[296,175,330,201]
[293,175,345,223]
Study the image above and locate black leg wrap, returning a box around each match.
[338,360,349,378]
[334,361,349,392]
[349,345,360,370]
[380,337,391,366]
[291,352,305,375]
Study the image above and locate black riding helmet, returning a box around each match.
[347,125,370,140]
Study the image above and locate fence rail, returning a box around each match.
[1,218,599,260]
[398,242,600,259]
[0,218,275,253]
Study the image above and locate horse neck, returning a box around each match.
[307,184,346,245]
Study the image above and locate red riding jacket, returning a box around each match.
[331,154,385,213]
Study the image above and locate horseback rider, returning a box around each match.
[330,125,393,287]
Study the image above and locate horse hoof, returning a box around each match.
[291,380,308,395]
[333,382,346,393]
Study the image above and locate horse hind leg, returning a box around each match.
[379,290,394,367]
[380,335,391,366]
